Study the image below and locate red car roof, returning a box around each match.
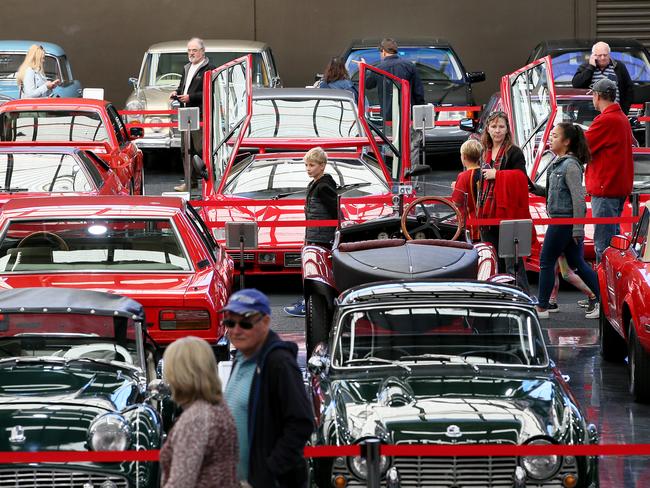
[0,98,110,112]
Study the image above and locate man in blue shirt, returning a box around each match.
[223,289,314,488]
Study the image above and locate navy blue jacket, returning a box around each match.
[236,330,314,488]
[366,54,426,106]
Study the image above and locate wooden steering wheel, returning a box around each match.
[400,196,464,241]
[17,231,70,251]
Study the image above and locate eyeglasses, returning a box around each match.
[222,314,263,330]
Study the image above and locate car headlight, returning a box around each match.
[125,100,144,123]
[520,438,561,480]
[348,454,390,479]
[148,116,164,134]
[437,110,469,122]
[88,413,132,451]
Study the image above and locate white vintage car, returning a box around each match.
[124,39,281,151]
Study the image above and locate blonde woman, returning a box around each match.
[16,44,60,98]
[161,336,238,488]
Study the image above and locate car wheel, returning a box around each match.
[306,294,329,358]
[629,322,650,403]
[599,299,627,362]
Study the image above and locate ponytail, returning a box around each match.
[556,122,591,165]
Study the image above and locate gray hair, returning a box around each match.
[592,41,611,54]
[188,37,205,50]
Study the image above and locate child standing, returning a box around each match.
[451,139,483,241]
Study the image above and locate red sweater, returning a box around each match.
[584,103,633,198]
[451,168,479,240]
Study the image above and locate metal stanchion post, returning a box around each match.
[183,130,191,192]
[645,102,650,148]
[360,438,381,488]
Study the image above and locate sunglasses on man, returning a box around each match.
[222,314,264,330]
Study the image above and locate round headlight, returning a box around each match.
[125,100,144,123]
[521,439,561,480]
[348,455,390,479]
[88,413,131,451]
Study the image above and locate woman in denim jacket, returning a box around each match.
[16,45,60,98]
[533,122,600,319]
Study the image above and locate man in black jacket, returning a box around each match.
[223,289,314,488]
[170,37,215,191]
[572,41,633,115]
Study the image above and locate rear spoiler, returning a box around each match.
[0,141,112,153]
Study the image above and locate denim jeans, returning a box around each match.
[591,196,626,263]
[537,225,599,309]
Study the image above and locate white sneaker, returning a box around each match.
[536,307,549,319]
[585,302,600,319]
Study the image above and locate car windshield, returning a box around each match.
[0,111,109,143]
[0,53,60,80]
[332,304,548,368]
[0,218,191,273]
[248,97,364,138]
[0,312,140,370]
[555,97,599,128]
[550,48,650,84]
[0,153,93,192]
[142,51,269,87]
[223,158,388,198]
[346,47,464,82]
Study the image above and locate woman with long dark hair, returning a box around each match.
[318,57,358,101]
[533,122,600,319]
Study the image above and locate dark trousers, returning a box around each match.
[181,128,203,183]
[537,224,599,309]
[481,226,530,294]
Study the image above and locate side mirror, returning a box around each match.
[314,73,323,83]
[610,235,631,251]
[193,155,208,181]
[307,355,330,375]
[467,71,486,83]
[128,77,138,88]
[459,118,476,133]
[129,126,144,139]
[404,164,432,178]
[271,76,283,88]
[147,378,171,400]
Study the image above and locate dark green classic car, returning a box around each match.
[0,288,168,487]
[308,281,599,488]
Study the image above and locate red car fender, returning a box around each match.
[302,244,336,293]
[474,241,498,280]
[597,264,612,319]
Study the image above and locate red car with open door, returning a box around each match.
[193,55,417,275]
[0,98,144,195]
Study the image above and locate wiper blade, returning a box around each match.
[345,356,411,372]
[337,182,371,195]
[400,353,479,373]
[271,189,306,200]
[0,187,29,192]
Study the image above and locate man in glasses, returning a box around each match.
[223,289,313,488]
[170,37,215,192]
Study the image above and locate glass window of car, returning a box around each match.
[248,98,363,138]
[632,208,649,257]
[346,47,464,82]
[550,48,650,84]
[222,158,389,198]
[0,110,109,143]
[332,304,548,368]
[106,105,128,146]
[555,97,599,128]
[185,203,218,262]
[57,55,72,83]
[0,152,93,192]
[0,53,60,81]
[0,218,191,272]
[77,151,106,189]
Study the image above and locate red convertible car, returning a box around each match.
[598,201,650,402]
[194,55,415,274]
[0,142,126,206]
[0,98,144,194]
[0,196,234,354]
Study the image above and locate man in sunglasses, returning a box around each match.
[223,289,314,488]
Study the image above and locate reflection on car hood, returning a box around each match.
[0,364,140,451]
[328,373,578,445]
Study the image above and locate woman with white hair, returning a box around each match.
[16,44,60,98]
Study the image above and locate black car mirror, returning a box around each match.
[128,77,138,88]
[459,118,476,133]
[129,127,144,139]
[467,71,486,83]
[192,155,208,181]
[271,76,283,88]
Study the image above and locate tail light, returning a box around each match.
[159,310,210,330]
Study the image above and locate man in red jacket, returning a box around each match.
[584,78,633,262]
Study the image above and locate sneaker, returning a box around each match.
[578,298,592,308]
[585,300,599,319]
[174,183,187,192]
[547,302,559,313]
[284,299,306,317]
[535,307,549,319]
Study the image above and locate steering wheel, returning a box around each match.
[17,231,69,251]
[460,350,523,365]
[401,196,463,241]
[364,347,411,360]
[63,343,133,364]
[156,73,182,83]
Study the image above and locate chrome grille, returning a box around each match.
[226,251,255,261]
[0,468,128,487]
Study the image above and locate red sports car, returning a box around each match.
[598,201,650,402]
[0,196,234,354]
[0,98,144,194]
[194,55,415,274]
[0,142,127,207]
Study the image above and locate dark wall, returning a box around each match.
[1,0,587,107]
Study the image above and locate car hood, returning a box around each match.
[328,373,579,445]
[423,81,470,106]
[0,363,140,451]
[135,87,175,110]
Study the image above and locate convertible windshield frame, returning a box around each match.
[330,301,550,371]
